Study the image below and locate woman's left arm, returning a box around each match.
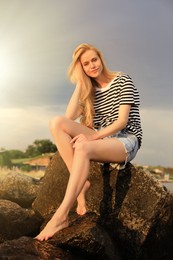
[94,104,131,140]
[71,105,131,145]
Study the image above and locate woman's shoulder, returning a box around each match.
[115,72,135,86]
[116,72,132,79]
[111,72,132,84]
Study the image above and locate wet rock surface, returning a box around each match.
[1,152,173,259]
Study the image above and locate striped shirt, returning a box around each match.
[93,74,142,146]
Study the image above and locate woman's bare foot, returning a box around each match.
[76,180,90,215]
[35,215,69,241]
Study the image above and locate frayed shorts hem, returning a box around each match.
[107,131,139,170]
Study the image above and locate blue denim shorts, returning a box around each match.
[106,130,139,169]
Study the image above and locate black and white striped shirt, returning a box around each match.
[93,74,142,146]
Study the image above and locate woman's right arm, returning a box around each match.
[65,81,82,120]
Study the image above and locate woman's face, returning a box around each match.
[80,49,103,79]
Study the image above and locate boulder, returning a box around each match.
[99,163,173,260]
[32,152,173,260]
[45,212,121,260]
[0,236,74,260]
[0,172,40,208]
[32,152,103,216]
[137,192,173,260]
[0,200,43,241]
[0,212,121,260]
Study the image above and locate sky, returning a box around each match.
[0,0,173,167]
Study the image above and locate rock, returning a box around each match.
[48,212,121,260]
[99,163,173,260]
[0,172,40,208]
[137,192,173,260]
[32,152,173,260]
[32,152,103,216]
[0,236,74,259]
[0,200,43,241]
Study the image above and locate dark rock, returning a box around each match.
[99,163,173,260]
[32,153,173,260]
[0,236,74,259]
[137,193,173,260]
[46,212,121,260]
[32,152,103,216]
[0,200,43,241]
[0,172,40,208]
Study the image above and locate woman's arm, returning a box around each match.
[94,104,131,139]
[65,81,82,120]
[70,105,131,145]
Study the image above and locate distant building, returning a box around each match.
[154,168,163,174]
[23,155,53,171]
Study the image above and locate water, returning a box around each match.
[161,182,173,193]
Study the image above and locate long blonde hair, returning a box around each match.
[68,43,116,128]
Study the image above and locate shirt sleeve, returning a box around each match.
[119,75,140,106]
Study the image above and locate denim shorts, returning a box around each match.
[106,130,139,169]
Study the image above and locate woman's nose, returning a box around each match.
[90,62,96,68]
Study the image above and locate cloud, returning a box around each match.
[134,108,173,166]
[0,105,66,150]
[0,0,173,167]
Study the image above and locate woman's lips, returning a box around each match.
[91,68,98,73]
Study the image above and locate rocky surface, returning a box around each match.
[0,199,43,242]
[0,152,173,259]
[32,153,103,216]
[0,172,40,208]
[0,236,74,259]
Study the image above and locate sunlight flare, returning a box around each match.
[0,50,12,83]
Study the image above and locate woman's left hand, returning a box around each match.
[70,133,98,148]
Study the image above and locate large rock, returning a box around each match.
[0,236,74,259]
[0,200,43,241]
[0,172,40,208]
[99,163,173,260]
[0,212,121,260]
[46,212,121,260]
[32,152,103,216]
[33,152,173,260]
[137,192,173,260]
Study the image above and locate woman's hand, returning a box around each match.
[70,133,98,148]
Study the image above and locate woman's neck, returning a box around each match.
[95,74,115,88]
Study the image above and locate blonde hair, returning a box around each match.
[68,43,117,128]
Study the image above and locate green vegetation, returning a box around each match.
[25,139,57,157]
[0,139,57,168]
[0,152,12,168]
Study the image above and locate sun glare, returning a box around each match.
[0,51,12,83]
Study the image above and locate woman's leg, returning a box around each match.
[49,116,95,215]
[35,137,126,241]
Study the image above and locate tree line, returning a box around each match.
[0,139,57,168]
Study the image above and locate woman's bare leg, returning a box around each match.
[49,116,95,215]
[35,142,91,241]
[76,180,90,215]
[35,138,126,241]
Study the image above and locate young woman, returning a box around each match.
[36,43,142,241]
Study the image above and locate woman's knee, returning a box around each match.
[49,115,65,132]
[74,141,90,157]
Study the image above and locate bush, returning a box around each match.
[20,165,33,172]
[0,152,12,168]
